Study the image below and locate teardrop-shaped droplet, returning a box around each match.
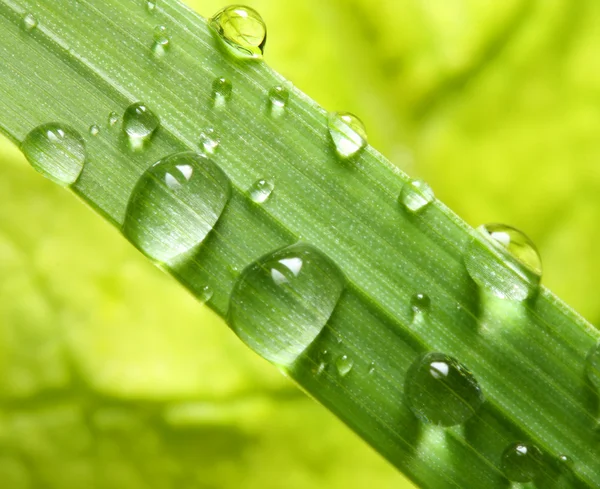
[89,124,100,136]
[399,179,435,212]
[152,25,170,56]
[146,0,157,14]
[199,129,220,154]
[22,13,38,32]
[335,355,354,377]
[268,86,289,117]
[212,77,232,108]
[249,179,274,204]
[228,243,346,367]
[21,123,86,186]
[123,102,159,143]
[210,5,266,58]
[586,343,600,391]
[464,224,542,301]
[405,352,484,426]
[328,112,367,159]
[501,442,545,483]
[123,152,231,262]
[108,111,119,126]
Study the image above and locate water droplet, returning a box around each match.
[21,123,86,186]
[249,179,274,204]
[399,179,435,212]
[335,355,354,377]
[146,0,157,14]
[501,442,545,483]
[586,343,600,391]
[405,352,484,426]
[199,129,220,154]
[123,102,160,143]
[368,362,376,374]
[314,349,330,376]
[411,293,431,315]
[210,5,266,58]
[123,152,231,262]
[108,111,119,126]
[556,454,573,471]
[152,25,170,56]
[464,224,542,301]
[328,112,367,159]
[198,285,214,304]
[22,13,38,32]
[268,86,289,117]
[228,243,346,366]
[212,77,232,108]
[89,124,100,136]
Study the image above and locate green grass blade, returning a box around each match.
[0,1,598,488]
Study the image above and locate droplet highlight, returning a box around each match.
[464,224,542,301]
[249,179,274,204]
[199,129,220,154]
[501,442,545,483]
[335,355,354,377]
[123,102,160,143]
[328,112,367,159]
[586,343,600,391]
[268,86,289,117]
[21,123,86,186]
[212,77,232,108]
[405,352,484,426]
[210,5,266,58]
[228,243,346,366]
[22,13,38,32]
[399,179,435,212]
[123,152,231,262]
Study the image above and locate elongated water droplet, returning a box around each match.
[228,243,346,366]
[249,179,274,203]
[400,179,435,212]
[405,352,484,426]
[210,5,266,58]
[212,77,232,108]
[123,102,159,145]
[501,442,545,483]
[464,224,542,301]
[268,86,289,117]
[368,362,376,374]
[89,124,100,136]
[199,129,220,154]
[123,152,231,262]
[22,13,38,32]
[146,0,157,14]
[335,355,354,377]
[108,111,119,126]
[586,343,600,391]
[328,112,367,159]
[21,123,86,186]
[152,25,170,56]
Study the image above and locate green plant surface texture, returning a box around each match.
[0,1,599,489]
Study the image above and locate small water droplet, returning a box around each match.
[399,179,435,212]
[314,349,330,376]
[198,285,214,304]
[22,13,38,32]
[335,355,354,377]
[21,123,86,186]
[249,179,274,204]
[368,362,376,374]
[405,352,484,426]
[123,102,160,143]
[210,5,266,58]
[123,152,231,262]
[501,442,545,483]
[199,129,220,154]
[212,77,232,108]
[464,224,542,301]
[228,243,346,366]
[108,111,119,126]
[411,293,431,314]
[328,112,367,159]
[268,86,289,117]
[146,0,157,14]
[89,124,100,136]
[152,25,170,56]
[556,454,573,471]
[586,343,600,391]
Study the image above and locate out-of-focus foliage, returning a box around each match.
[0,0,598,487]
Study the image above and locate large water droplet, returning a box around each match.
[501,442,545,483]
[464,224,542,301]
[123,152,231,262]
[405,352,484,426]
[212,77,232,108]
[228,243,346,366]
[586,343,600,391]
[335,355,354,377]
[152,25,170,56]
[328,112,367,159]
[22,13,38,32]
[268,86,289,117]
[249,179,274,204]
[199,129,220,154]
[123,102,160,142]
[210,5,266,58]
[399,179,435,212]
[21,123,86,186]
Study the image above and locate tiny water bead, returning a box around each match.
[212,77,233,107]
[123,102,160,141]
[585,343,600,390]
[152,25,170,56]
[405,352,484,426]
[464,224,542,301]
[268,86,289,117]
[335,355,354,377]
[21,123,86,186]
[410,293,431,314]
[399,179,435,213]
[199,129,220,154]
[123,152,231,262]
[501,442,545,483]
[328,112,367,159]
[108,111,119,126]
[22,13,38,32]
[249,179,274,204]
[89,124,100,136]
[210,5,267,58]
[228,243,346,366]
[146,0,157,14]
[198,285,214,304]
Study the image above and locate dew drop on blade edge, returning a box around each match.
[328,112,367,159]
[210,5,267,58]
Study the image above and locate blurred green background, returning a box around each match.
[1,0,599,487]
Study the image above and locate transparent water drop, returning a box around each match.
[328,112,367,159]
[22,13,38,32]
[210,5,266,58]
[199,129,220,154]
[228,243,346,366]
[268,86,289,117]
[249,179,274,204]
[399,179,435,212]
[368,362,376,374]
[123,152,231,262]
[123,102,160,143]
[411,293,431,315]
[501,442,545,483]
[198,285,214,304]
[314,349,330,376]
[586,343,600,391]
[146,0,157,14]
[212,77,232,108]
[152,25,170,56]
[108,111,119,126]
[405,352,484,426]
[89,124,100,136]
[21,123,86,186]
[335,355,354,377]
[464,224,542,301]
